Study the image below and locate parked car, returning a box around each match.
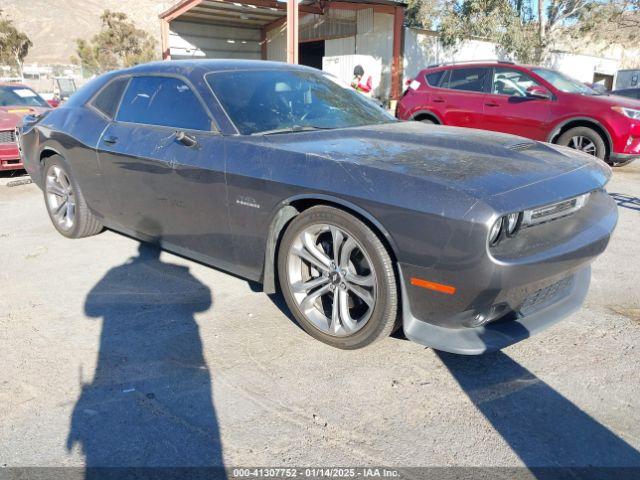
[0,83,50,171]
[612,88,640,100]
[18,60,617,354]
[397,61,640,166]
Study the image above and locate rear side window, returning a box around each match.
[444,67,488,92]
[425,71,445,87]
[116,76,211,131]
[91,77,128,118]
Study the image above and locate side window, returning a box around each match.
[116,76,211,131]
[492,68,541,97]
[91,77,128,119]
[445,67,489,93]
[425,71,445,87]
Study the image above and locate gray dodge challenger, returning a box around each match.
[18,60,618,354]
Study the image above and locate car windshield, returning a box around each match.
[206,69,395,135]
[0,85,49,107]
[532,68,597,95]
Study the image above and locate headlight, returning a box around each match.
[612,106,640,120]
[489,212,523,246]
[505,212,521,236]
[489,218,503,246]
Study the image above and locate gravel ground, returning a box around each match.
[1,163,639,472]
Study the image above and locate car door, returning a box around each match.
[481,67,552,140]
[97,75,233,264]
[431,67,490,128]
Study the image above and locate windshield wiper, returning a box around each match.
[254,125,334,136]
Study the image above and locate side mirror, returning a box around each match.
[526,86,552,100]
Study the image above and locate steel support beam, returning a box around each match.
[390,6,404,100]
[260,27,268,60]
[286,0,299,64]
[160,18,171,60]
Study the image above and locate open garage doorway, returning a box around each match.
[299,41,325,70]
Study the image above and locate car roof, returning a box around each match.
[420,62,543,74]
[125,59,314,75]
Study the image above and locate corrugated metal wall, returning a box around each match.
[325,37,355,56]
[355,12,393,99]
[169,21,262,60]
[266,26,287,62]
[299,10,357,42]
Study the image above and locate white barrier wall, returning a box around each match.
[403,29,506,80]
[403,28,622,86]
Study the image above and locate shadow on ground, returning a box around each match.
[610,193,640,212]
[437,350,640,475]
[66,243,225,479]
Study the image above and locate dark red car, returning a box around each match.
[397,62,640,166]
[0,83,50,171]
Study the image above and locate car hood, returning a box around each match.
[567,91,640,108]
[0,106,49,130]
[264,121,610,199]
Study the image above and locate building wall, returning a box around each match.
[265,9,394,99]
[169,21,262,60]
[547,51,619,84]
[266,26,287,63]
[355,11,393,99]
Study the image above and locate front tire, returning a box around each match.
[557,127,607,160]
[277,206,398,349]
[43,155,103,238]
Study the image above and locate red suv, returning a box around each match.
[397,61,640,166]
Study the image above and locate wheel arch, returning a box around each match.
[261,194,400,294]
[40,147,62,163]
[547,117,613,157]
[37,145,65,186]
[409,110,442,124]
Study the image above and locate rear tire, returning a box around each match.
[418,118,435,124]
[557,127,607,160]
[277,206,398,349]
[43,155,103,239]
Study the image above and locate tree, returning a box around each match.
[405,0,442,29]
[437,0,616,63]
[0,10,32,78]
[72,10,157,76]
[576,1,640,46]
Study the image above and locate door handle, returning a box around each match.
[176,131,198,147]
[103,135,118,144]
[432,97,445,103]
[485,102,500,107]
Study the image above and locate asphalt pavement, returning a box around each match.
[1,162,639,474]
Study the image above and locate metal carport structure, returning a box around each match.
[159,0,406,100]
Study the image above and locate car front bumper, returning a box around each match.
[401,265,590,354]
[609,152,639,166]
[397,188,617,355]
[0,143,23,171]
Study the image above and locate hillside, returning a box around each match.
[2,0,174,64]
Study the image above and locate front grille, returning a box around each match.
[520,276,574,315]
[0,130,16,144]
[522,193,590,227]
